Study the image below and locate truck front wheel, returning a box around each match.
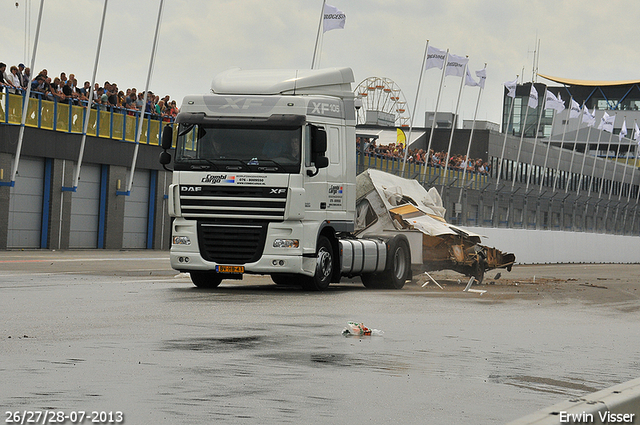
[190,271,223,289]
[302,235,333,291]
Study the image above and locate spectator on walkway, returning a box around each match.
[168,100,179,117]
[0,63,13,88]
[155,99,165,116]
[125,92,137,110]
[135,92,145,110]
[7,66,22,90]
[21,67,31,88]
[50,77,66,102]
[16,63,25,87]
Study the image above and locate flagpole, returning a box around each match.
[598,125,616,199]
[618,135,630,202]
[459,64,486,204]
[576,127,593,196]
[626,120,638,203]
[564,103,585,194]
[586,121,606,198]
[525,84,547,192]
[496,76,518,190]
[609,117,625,201]
[538,111,557,194]
[511,82,535,191]
[311,0,327,69]
[122,0,164,195]
[421,49,449,185]
[402,40,429,175]
[442,59,468,185]
[69,0,108,190]
[9,0,45,185]
[551,97,573,192]
[576,109,594,197]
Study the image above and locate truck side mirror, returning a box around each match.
[307,125,329,177]
[314,156,329,169]
[161,125,173,150]
[159,125,173,170]
[311,126,327,154]
[159,151,171,165]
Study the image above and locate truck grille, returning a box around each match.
[180,185,287,220]
[198,221,267,264]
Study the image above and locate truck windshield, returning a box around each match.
[174,123,302,173]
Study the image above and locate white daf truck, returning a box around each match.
[159,67,422,290]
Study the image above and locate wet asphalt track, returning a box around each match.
[1,250,640,424]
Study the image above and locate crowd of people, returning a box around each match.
[357,137,490,175]
[0,60,178,121]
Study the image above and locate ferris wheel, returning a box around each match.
[354,77,411,127]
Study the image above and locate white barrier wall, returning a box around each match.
[465,227,640,264]
[507,377,640,425]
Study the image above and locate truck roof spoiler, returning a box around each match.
[211,67,355,97]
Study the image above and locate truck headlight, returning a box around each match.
[273,239,299,248]
[172,236,191,245]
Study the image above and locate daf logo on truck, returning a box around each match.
[181,186,202,192]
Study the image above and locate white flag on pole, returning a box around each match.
[445,53,468,77]
[598,112,615,133]
[582,106,596,127]
[619,119,627,141]
[545,90,565,112]
[504,78,517,98]
[634,122,640,144]
[464,67,479,87]
[569,98,581,119]
[323,4,346,33]
[475,68,487,89]
[425,45,446,70]
[527,84,538,109]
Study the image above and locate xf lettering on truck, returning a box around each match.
[311,101,340,115]
[219,97,265,110]
[308,99,343,119]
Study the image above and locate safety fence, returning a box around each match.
[356,153,490,190]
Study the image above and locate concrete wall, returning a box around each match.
[0,124,172,250]
[466,226,640,264]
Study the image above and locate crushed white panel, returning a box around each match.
[463,276,486,294]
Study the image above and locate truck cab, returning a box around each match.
[161,68,371,290]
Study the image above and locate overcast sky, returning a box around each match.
[3,0,640,127]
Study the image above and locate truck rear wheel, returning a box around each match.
[302,235,333,291]
[361,236,410,289]
[190,271,223,289]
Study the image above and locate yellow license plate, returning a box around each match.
[216,265,244,274]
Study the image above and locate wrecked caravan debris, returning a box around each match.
[355,169,515,283]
